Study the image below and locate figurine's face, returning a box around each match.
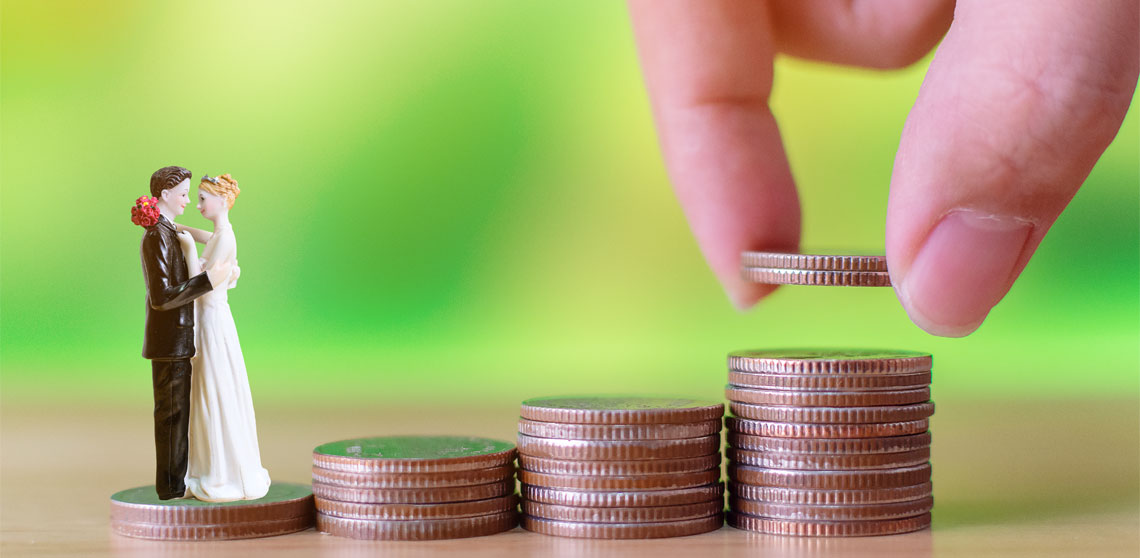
[159,179,191,216]
[197,187,225,220]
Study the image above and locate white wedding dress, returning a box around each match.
[181,225,271,502]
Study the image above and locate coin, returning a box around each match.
[728,349,932,376]
[311,464,514,489]
[741,267,891,287]
[109,483,315,526]
[726,386,930,406]
[726,417,929,438]
[730,496,934,521]
[521,483,724,508]
[314,494,518,520]
[316,510,518,540]
[518,454,721,476]
[727,464,931,490]
[311,479,515,504]
[727,431,931,454]
[522,500,724,523]
[728,482,934,506]
[518,468,720,491]
[726,511,931,536]
[520,514,722,539]
[740,251,888,272]
[516,433,720,460]
[729,402,935,424]
[521,396,724,425]
[111,515,315,541]
[517,419,722,441]
[312,436,516,474]
[726,447,930,470]
[728,371,932,391]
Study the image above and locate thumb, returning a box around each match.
[886,0,1138,337]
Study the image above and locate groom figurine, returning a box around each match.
[140,165,216,499]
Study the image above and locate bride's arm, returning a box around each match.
[177,231,202,275]
[174,223,212,245]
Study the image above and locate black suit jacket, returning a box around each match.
[140,216,213,360]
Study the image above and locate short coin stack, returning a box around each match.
[311,435,519,540]
[724,350,935,536]
[517,396,726,539]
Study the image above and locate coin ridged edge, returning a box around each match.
[316,510,518,540]
[726,386,931,407]
[730,496,934,521]
[314,494,519,520]
[110,489,315,525]
[725,417,929,438]
[518,419,722,441]
[312,448,517,474]
[311,479,515,504]
[520,400,725,425]
[727,511,930,537]
[727,447,930,470]
[741,267,892,287]
[728,351,932,376]
[728,464,932,490]
[727,482,934,506]
[110,515,314,541]
[729,402,935,424]
[310,464,514,489]
[727,431,932,454]
[740,252,888,272]
[727,371,933,391]
[518,454,722,476]
[520,483,724,508]
[518,468,721,491]
[520,514,723,539]
[516,434,721,460]
[522,500,725,524]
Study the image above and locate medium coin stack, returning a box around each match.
[311,435,519,540]
[724,350,935,536]
[517,396,726,539]
[741,251,891,287]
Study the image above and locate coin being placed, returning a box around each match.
[521,514,722,539]
[728,349,932,376]
[726,417,929,439]
[729,402,935,424]
[726,447,930,470]
[741,267,891,287]
[517,433,720,461]
[727,512,931,537]
[312,436,516,474]
[730,495,934,521]
[518,468,720,491]
[727,431,931,455]
[518,454,721,476]
[523,500,724,524]
[520,396,724,425]
[728,463,931,490]
[316,510,518,540]
[726,386,930,407]
[727,371,932,391]
[740,251,888,272]
[521,483,724,508]
[517,419,721,441]
[310,464,513,489]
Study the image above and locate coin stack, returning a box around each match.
[740,251,891,287]
[724,350,935,536]
[516,396,726,539]
[311,435,519,540]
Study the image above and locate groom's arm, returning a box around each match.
[141,230,213,312]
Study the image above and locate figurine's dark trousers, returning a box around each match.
[152,358,192,500]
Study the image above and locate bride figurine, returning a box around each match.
[175,173,271,502]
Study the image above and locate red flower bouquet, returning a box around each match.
[131,196,160,227]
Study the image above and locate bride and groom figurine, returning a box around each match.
[135,165,271,502]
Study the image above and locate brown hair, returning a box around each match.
[150,166,192,198]
[200,173,241,209]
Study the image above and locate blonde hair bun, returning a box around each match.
[201,173,241,209]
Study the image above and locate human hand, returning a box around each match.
[176,230,194,248]
[628,0,1138,336]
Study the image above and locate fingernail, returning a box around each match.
[897,209,1033,337]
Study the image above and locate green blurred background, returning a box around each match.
[2,0,1137,409]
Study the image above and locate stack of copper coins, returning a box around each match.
[516,396,726,539]
[724,350,935,537]
[310,435,519,540]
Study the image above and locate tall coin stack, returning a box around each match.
[724,350,935,536]
[311,435,519,540]
[516,396,726,539]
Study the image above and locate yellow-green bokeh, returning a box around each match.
[2,1,1137,408]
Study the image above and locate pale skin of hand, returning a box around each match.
[628,0,1139,336]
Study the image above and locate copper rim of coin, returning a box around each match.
[520,514,723,539]
[727,350,932,375]
[727,447,931,470]
[730,402,935,424]
[522,500,725,524]
[312,449,517,475]
[730,495,934,521]
[517,419,722,441]
[110,515,315,541]
[109,494,315,526]
[727,511,931,537]
[314,494,518,521]
[728,482,934,506]
[311,479,515,504]
[740,252,888,272]
[727,431,932,454]
[740,267,891,287]
[316,510,518,541]
[728,371,933,391]
[726,386,931,407]
[518,468,721,491]
[520,397,725,425]
[518,454,722,476]
[516,433,720,461]
[520,483,725,508]
[728,463,932,490]
[726,417,929,438]
[310,464,514,489]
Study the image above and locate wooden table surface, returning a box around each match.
[2,396,1137,557]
